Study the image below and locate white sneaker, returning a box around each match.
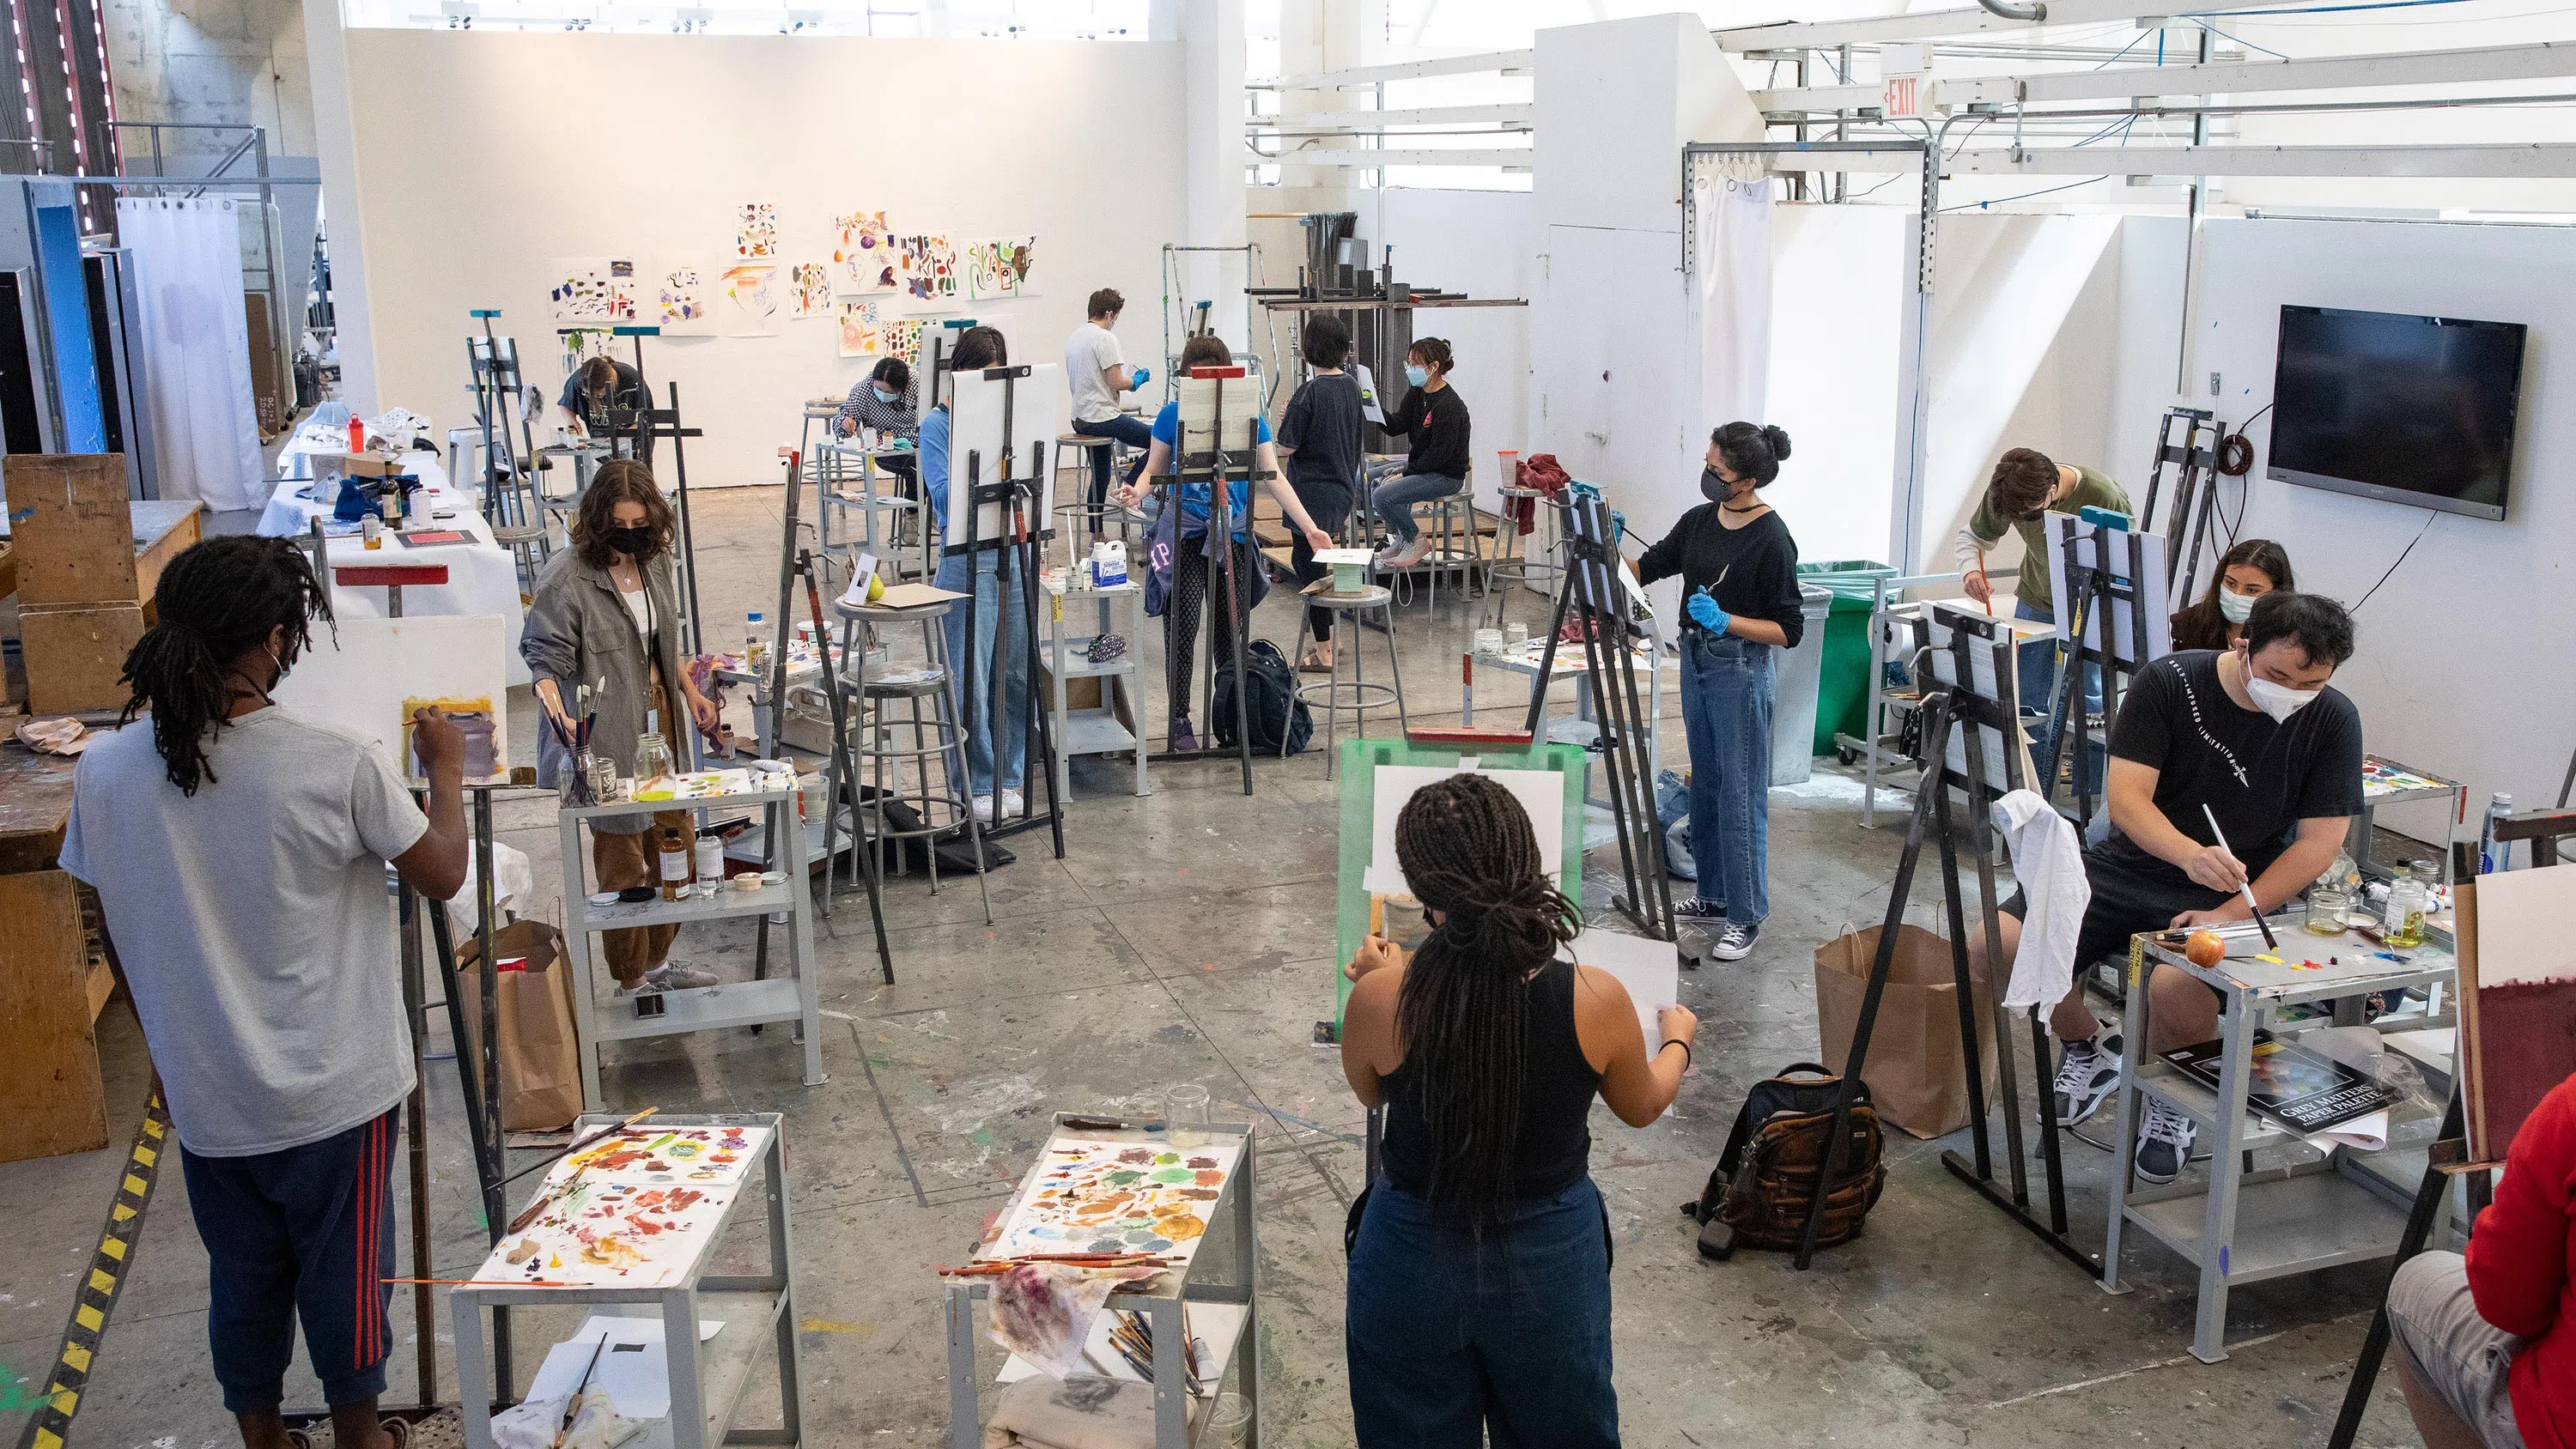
[2136,1095,2200,1184]
[645,961,719,991]
[1000,787,1025,817]
[970,793,996,824]
[2050,1032,2123,1127]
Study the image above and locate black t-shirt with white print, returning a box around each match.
[2095,649,2364,891]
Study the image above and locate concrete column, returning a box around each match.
[1275,0,1365,203]
[301,0,377,412]
[1179,0,1247,352]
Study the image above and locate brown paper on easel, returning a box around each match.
[453,920,585,1132]
[1814,924,2000,1140]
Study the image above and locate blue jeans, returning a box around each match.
[2014,599,2104,795]
[1680,630,1774,925]
[1072,414,1153,513]
[182,1107,399,1411]
[935,551,1030,797]
[1346,1178,1619,1449]
[1370,465,1463,546]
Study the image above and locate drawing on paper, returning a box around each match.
[981,1137,1242,1264]
[789,262,832,318]
[2464,867,2576,1160]
[474,1124,771,1288]
[722,264,778,336]
[837,298,884,358]
[963,237,1037,300]
[658,265,708,328]
[896,233,957,306]
[401,694,502,784]
[548,258,637,324]
[733,201,779,260]
[833,209,896,294]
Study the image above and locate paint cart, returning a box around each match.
[2355,754,2468,885]
[943,1114,1261,1448]
[450,1113,807,1449]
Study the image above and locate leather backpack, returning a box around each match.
[1683,1063,1886,1260]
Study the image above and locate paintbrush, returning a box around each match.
[550,1334,611,1449]
[2201,804,2280,951]
[498,1107,660,1190]
[386,1277,574,1288]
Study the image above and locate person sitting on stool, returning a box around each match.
[836,355,920,487]
[2385,1067,2573,1449]
[59,536,472,1449]
[556,354,655,463]
[1367,336,1470,569]
[1967,591,2363,1185]
[1064,288,1155,541]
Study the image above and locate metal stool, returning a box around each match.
[1485,484,1564,627]
[1297,584,1409,779]
[819,593,993,925]
[1052,433,1137,568]
[1376,475,1485,614]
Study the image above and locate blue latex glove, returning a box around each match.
[1129,366,1151,390]
[1687,591,1729,634]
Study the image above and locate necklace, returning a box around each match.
[1720,499,1765,514]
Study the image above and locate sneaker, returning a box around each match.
[1377,538,1430,568]
[1707,922,1759,961]
[645,961,719,991]
[2050,1032,2123,1127]
[1674,898,1728,920]
[970,793,996,824]
[1170,718,1198,754]
[1000,787,1025,816]
[2136,1095,2199,1184]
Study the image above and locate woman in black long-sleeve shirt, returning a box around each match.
[1636,421,1804,961]
[1368,337,1471,567]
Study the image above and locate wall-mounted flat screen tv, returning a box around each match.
[2267,305,2525,522]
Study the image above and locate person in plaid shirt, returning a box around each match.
[837,357,919,485]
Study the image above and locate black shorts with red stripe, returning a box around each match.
[179,1105,399,1413]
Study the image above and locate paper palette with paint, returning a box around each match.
[475,1124,771,1288]
[981,1137,1244,1264]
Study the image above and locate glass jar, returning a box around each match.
[2304,851,2358,936]
[587,753,620,804]
[2385,862,2428,949]
[563,749,598,807]
[633,731,674,797]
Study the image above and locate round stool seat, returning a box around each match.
[1496,483,1548,500]
[1055,433,1115,451]
[489,523,548,545]
[1308,584,1394,610]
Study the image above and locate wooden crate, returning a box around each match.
[0,870,109,1161]
[21,602,144,714]
[8,453,137,606]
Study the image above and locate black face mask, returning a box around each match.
[1700,466,1734,504]
[605,525,659,560]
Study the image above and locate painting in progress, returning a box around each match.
[547,258,636,324]
[270,615,512,788]
[733,201,778,260]
[401,695,501,782]
[834,209,896,293]
[476,1123,772,1288]
[963,237,1037,300]
[2462,866,2576,1161]
[896,233,957,307]
[658,265,709,331]
[722,264,778,336]
[981,1136,1242,1265]
[788,262,832,319]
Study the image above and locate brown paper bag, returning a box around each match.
[453,920,585,1132]
[1814,923,2000,1140]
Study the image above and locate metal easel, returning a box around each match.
[1795,603,2098,1276]
[465,311,550,584]
[2038,513,2158,832]
[1145,367,1263,796]
[2138,405,2228,610]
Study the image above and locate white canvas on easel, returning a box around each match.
[2043,518,2172,670]
[943,361,1060,550]
[1923,601,2042,793]
[270,614,512,785]
[1364,763,1566,895]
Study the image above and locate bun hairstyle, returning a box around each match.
[1710,421,1792,487]
[118,536,331,796]
[1406,336,1454,373]
[1390,773,1583,1212]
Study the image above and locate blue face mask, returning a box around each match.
[1405,365,1430,388]
[872,386,898,404]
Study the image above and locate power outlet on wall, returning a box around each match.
[2209,372,2222,397]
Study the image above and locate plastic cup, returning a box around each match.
[1167,1082,1212,1148]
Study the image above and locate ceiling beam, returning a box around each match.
[1256,148,1535,170]
[1718,0,2295,53]
[1255,51,1533,91]
[1255,104,1534,130]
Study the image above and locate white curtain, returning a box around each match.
[1693,167,1775,431]
[117,197,264,511]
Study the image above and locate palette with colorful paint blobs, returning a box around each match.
[980,1137,1246,1264]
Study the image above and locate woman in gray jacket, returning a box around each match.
[522,461,721,996]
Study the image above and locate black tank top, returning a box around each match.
[1381,958,1603,1201]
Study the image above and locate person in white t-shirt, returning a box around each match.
[1065,287,1155,543]
[59,535,471,1449]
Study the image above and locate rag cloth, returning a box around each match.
[988,1263,1160,1380]
[1991,788,2089,1009]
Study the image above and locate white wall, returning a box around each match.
[1762,203,1908,567]
[331,31,1187,485]
[2197,215,2575,837]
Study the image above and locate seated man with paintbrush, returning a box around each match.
[58,536,472,1449]
[1969,592,2364,1185]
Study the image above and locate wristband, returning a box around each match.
[1658,1039,1692,1071]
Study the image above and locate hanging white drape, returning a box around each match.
[1693,168,1774,432]
[116,197,263,511]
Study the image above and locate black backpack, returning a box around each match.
[1211,638,1313,755]
[1682,1063,1886,1260]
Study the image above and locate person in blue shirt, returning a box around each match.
[919,326,1030,822]
[1112,335,1333,754]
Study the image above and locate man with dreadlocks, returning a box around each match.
[58,535,471,1449]
[1337,773,1698,1447]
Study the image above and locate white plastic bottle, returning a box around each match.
[745,609,768,674]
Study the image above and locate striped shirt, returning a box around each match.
[836,382,919,442]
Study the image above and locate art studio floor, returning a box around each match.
[0,489,2432,1447]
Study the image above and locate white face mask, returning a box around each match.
[2217,587,2256,624]
[2244,673,2321,723]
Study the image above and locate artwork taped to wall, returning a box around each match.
[788,262,832,319]
[885,318,927,369]
[963,237,1037,300]
[733,201,779,261]
[895,233,957,310]
[2459,867,2576,1162]
[833,209,896,294]
[721,264,778,336]
[548,258,637,324]
[658,264,711,333]
[269,615,513,787]
[981,1134,1243,1267]
[837,299,884,358]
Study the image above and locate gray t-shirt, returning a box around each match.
[59,708,429,1157]
[1065,322,1124,425]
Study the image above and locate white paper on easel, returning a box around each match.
[522,1316,726,1422]
[2041,518,2172,670]
[943,362,1061,549]
[1571,929,1680,1056]
[269,614,512,785]
[1364,763,1564,895]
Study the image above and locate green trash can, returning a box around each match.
[1796,560,1899,757]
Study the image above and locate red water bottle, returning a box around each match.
[348,416,364,452]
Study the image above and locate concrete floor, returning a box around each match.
[0,488,2433,1447]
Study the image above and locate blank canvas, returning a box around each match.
[1364,764,1565,896]
[942,363,1060,549]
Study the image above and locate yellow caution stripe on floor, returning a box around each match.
[12,1093,170,1449]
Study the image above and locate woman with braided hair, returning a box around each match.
[1339,773,1698,1446]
